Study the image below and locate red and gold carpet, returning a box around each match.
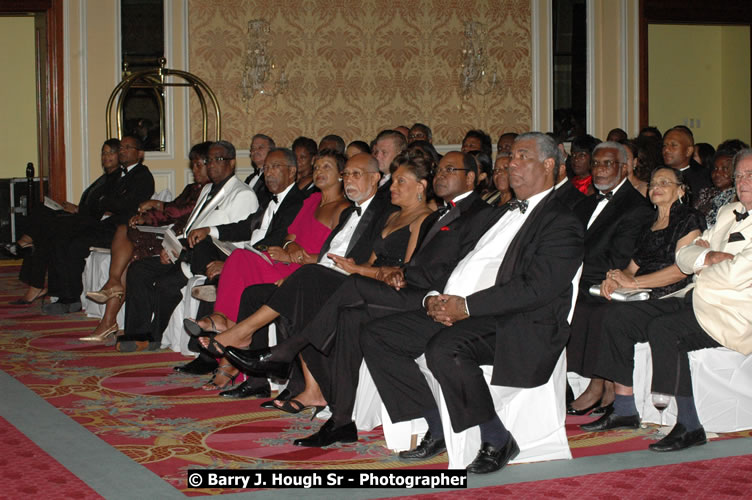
[0,264,750,496]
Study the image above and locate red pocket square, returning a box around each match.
[440,226,450,231]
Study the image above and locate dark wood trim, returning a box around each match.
[639,0,752,133]
[0,0,65,200]
[47,0,65,201]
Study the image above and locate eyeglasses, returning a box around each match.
[435,166,471,176]
[342,170,365,179]
[648,179,681,190]
[591,160,624,169]
[734,171,752,182]
[191,159,208,166]
[408,133,427,141]
[207,157,228,164]
[492,166,509,174]
[496,152,512,158]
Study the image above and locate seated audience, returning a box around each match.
[496,132,517,158]
[408,123,432,144]
[693,142,715,169]
[489,153,515,207]
[80,142,212,342]
[461,129,492,157]
[581,149,752,453]
[606,127,628,143]
[468,150,495,202]
[245,133,274,208]
[12,139,123,304]
[43,136,155,314]
[117,141,257,351]
[291,136,318,195]
[662,125,711,205]
[568,134,601,196]
[221,152,490,422]
[567,167,705,414]
[372,129,407,188]
[191,151,433,399]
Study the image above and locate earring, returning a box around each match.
[417,193,423,202]
[338,178,343,181]
[678,196,683,204]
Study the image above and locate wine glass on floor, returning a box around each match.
[652,392,671,428]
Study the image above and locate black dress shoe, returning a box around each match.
[219,380,271,399]
[173,355,218,375]
[225,346,292,380]
[293,419,357,447]
[649,423,707,452]
[590,402,614,416]
[466,436,520,474]
[260,388,291,409]
[580,406,640,432]
[398,431,446,460]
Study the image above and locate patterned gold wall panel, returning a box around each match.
[188,0,531,148]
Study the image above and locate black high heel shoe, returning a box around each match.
[566,400,602,416]
[273,399,326,420]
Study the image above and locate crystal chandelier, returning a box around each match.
[459,21,499,99]
[241,19,288,101]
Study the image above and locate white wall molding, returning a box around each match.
[182,0,191,159]
[183,167,194,188]
[531,0,553,133]
[632,0,640,134]
[79,0,90,193]
[151,169,175,196]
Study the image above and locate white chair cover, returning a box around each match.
[80,249,125,328]
[161,275,206,355]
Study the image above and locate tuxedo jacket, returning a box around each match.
[180,176,258,236]
[216,184,305,247]
[682,159,712,206]
[574,181,654,290]
[675,202,752,354]
[99,163,155,225]
[318,192,397,265]
[245,170,273,209]
[405,192,493,291]
[553,179,587,209]
[465,191,584,388]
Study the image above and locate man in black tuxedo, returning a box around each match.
[372,129,407,191]
[206,153,394,396]
[566,141,653,414]
[663,126,711,205]
[225,151,493,412]
[354,132,583,475]
[244,133,274,208]
[44,135,155,314]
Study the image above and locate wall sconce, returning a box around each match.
[241,19,288,102]
[459,21,499,99]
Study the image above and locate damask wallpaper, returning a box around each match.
[188,0,532,148]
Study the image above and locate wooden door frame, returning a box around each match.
[639,0,752,133]
[0,0,65,200]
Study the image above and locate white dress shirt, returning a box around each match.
[425,188,552,313]
[587,177,628,229]
[318,195,375,269]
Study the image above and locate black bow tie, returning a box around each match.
[271,195,279,204]
[353,205,362,216]
[437,202,455,216]
[734,209,748,222]
[596,191,614,202]
[506,199,528,214]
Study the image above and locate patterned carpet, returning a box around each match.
[0,263,750,496]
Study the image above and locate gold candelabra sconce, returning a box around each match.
[459,21,499,99]
[241,19,288,103]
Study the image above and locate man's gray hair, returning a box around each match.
[732,148,752,177]
[269,147,297,168]
[593,141,628,164]
[211,140,236,159]
[515,132,558,163]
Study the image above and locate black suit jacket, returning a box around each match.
[245,171,273,209]
[465,191,584,387]
[681,159,712,205]
[573,180,654,290]
[553,179,587,209]
[216,184,305,247]
[318,192,397,265]
[100,163,155,225]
